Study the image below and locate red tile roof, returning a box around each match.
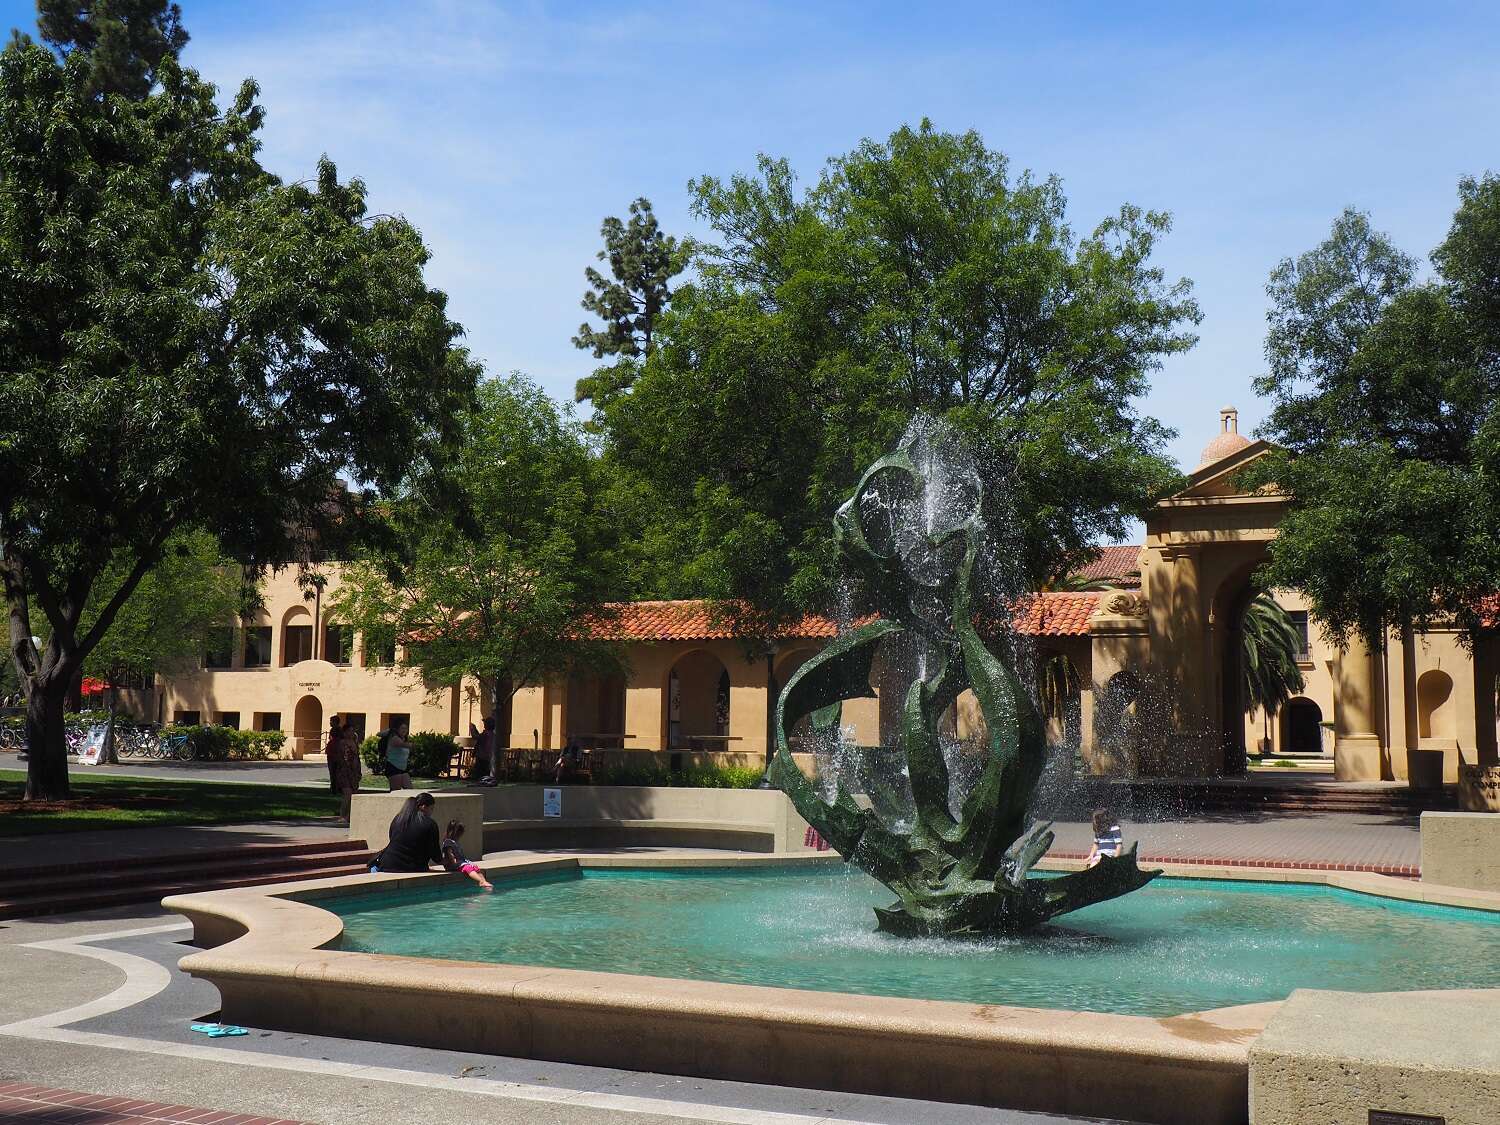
[1012,592,1103,637]
[586,594,1100,642]
[1071,545,1142,586]
[589,600,842,643]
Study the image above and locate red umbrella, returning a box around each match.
[79,677,109,696]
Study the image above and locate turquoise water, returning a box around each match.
[329,866,1500,1016]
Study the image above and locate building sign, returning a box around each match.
[1369,1111,1444,1124]
[543,787,562,817]
[77,724,110,766]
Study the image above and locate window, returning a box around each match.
[204,627,235,669]
[1288,611,1311,662]
[174,710,200,726]
[243,627,273,668]
[379,712,410,735]
[364,634,397,667]
[283,624,314,665]
[214,711,240,729]
[323,624,353,666]
[253,712,281,732]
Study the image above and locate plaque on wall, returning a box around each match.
[1369,1110,1444,1124]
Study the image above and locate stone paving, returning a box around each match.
[1048,810,1421,875]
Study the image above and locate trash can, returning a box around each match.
[1407,747,1445,790]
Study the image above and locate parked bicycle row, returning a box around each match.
[0,722,194,761]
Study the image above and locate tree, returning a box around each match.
[593,122,1196,636]
[1239,591,1306,751]
[79,530,245,758]
[572,197,689,412]
[34,0,188,96]
[1245,187,1500,645]
[330,376,621,744]
[0,5,476,799]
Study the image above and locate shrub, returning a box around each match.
[160,724,285,761]
[64,710,113,727]
[359,731,457,778]
[593,761,764,789]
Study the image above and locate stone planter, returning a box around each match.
[1458,763,1500,812]
[1406,747,1446,791]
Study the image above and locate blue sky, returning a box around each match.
[9,0,1500,473]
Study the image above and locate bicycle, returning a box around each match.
[161,733,194,762]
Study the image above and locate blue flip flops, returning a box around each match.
[189,1022,248,1037]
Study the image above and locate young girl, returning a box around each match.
[1085,809,1123,868]
[441,819,492,891]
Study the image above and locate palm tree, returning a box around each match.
[1038,652,1082,727]
[1241,591,1307,752]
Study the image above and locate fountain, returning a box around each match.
[767,421,1160,935]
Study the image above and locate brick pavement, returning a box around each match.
[0,1084,305,1125]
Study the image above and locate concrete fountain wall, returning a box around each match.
[163,850,1500,1125]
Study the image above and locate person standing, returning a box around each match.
[382,719,413,791]
[330,722,362,824]
[475,715,498,786]
[322,717,344,794]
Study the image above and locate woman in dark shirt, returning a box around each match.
[371,792,441,872]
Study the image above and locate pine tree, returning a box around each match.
[33,0,189,98]
[573,197,688,407]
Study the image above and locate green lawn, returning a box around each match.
[0,768,340,835]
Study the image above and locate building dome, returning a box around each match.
[1198,407,1250,466]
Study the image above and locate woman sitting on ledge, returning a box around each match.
[370,792,440,873]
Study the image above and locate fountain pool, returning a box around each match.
[329,864,1500,1017]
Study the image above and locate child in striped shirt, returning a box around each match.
[1086,809,1123,867]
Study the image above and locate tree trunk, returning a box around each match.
[492,675,513,749]
[765,652,777,771]
[25,677,70,801]
[102,684,119,765]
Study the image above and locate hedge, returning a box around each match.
[591,762,764,789]
[359,731,458,778]
[160,724,287,761]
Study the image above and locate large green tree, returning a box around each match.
[592,122,1197,634]
[1245,186,1500,644]
[0,3,476,799]
[330,376,621,743]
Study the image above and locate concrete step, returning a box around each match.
[0,861,374,919]
[0,836,367,880]
[0,844,375,901]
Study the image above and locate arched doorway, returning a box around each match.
[773,647,820,750]
[665,650,731,751]
[1093,670,1141,775]
[1280,697,1323,754]
[1215,560,1270,775]
[1036,649,1083,750]
[565,672,627,748]
[293,694,323,759]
